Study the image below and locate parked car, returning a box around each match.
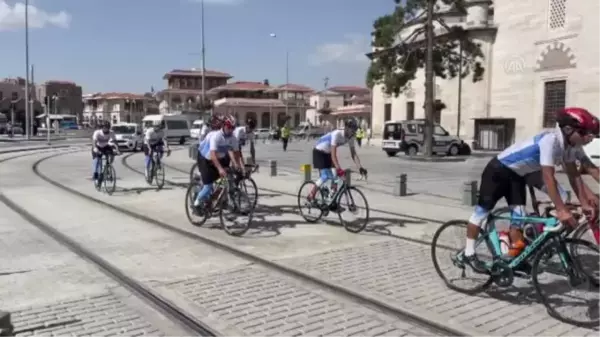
[190,119,204,139]
[381,119,467,157]
[254,128,271,140]
[112,123,142,151]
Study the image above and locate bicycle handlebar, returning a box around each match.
[545,213,589,233]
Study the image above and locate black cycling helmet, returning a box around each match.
[246,117,257,129]
[210,114,223,130]
[344,118,358,132]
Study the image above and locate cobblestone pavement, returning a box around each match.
[0,150,445,335]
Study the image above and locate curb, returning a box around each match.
[0,144,87,155]
[396,155,467,163]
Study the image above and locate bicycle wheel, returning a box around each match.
[337,186,369,233]
[431,220,493,294]
[219,188,253,236]
[184,183,209,226]
[155,162,165,190]
[531,238,599,327]
[568,237,600,287]
[297,181,325,223]
[189,162,198,184]
[103,164,117,195]
[237,177,258,209]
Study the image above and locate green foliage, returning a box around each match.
[366,0,485,96]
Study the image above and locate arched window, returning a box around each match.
[261,112,270,128]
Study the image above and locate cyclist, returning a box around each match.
[464,107,599,272]
[193,115,243,209]
[233,117,257,166]
[91,121,120,181]
[143,120,171,179]
[199,121,210,141]
[307,118,367,201]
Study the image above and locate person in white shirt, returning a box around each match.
[91,121,120,181]
[143,120,171,179]
[233,117,257,165]
[199,123,210,142]
[193,115,243,209]
[463,107,599,272]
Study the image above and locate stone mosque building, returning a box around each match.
[370,0,599,150]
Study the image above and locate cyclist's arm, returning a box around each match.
[231,137,243,168]
[162,132,170,151]
[144,129,152,146]
[580,155,599,182]
[208,136,226,172]
[539,135,567,211]
[91,131,98,149]
[330,146,342,171]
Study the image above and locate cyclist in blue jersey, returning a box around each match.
[193,115,243,209]
[464,107,599,272]
[307,118,367,201]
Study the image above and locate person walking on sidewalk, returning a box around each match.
[367,127,372,145]
[355,127,364,147]
[281,124,290,151]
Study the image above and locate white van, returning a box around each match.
[142,114,190,145]
[190,119,205,139]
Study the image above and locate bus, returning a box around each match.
[36,114,79,130]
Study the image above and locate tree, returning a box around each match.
[366,0,485,156]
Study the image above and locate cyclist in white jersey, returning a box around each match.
[464,107,599,272]
[308,118,367,201]
[143,120,171,178]
[91,121,120,180]
[193,115,243,208]
[199,123,210,141]
[233,117,257,165]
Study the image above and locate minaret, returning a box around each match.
[465,0,492,27]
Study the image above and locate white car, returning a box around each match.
[254,128,271,141]
[583,135,600,168]
[112,123,142,151]
[190,119,204,139]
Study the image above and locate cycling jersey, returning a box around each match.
[92,130,116,148]
[199,130,239,160]
[314,130,354,153]
[497,126,579,176]
[144,128,166,146]
[199,124,210,141]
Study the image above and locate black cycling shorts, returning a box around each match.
[92,145,114,159]
[477,157,527,210]
[143,141,164,155]
[312,149,333,170]
[197,156,230,185]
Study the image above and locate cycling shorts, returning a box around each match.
[476,157,527,211]
[312,149,333,170]
[143,141,164,155]
[197,156,230,185]
[92,145,114,159]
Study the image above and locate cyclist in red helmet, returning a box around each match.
[193,114,243,212]
[462,107,598,273]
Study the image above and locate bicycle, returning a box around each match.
[93,146,119,195]
[145,146,166,190]
[185,168,254,236]
[236,164,259,209]
[431,212,599,327]
[297,169,369,233]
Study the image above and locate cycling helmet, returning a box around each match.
[210,114,223,130]
[344,118,359,132]
[557,107,599,135]
[222,115,236,129]
[101,121,111,129]
[246,117,257,129]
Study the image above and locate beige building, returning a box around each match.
[306,86,371,128]
[82,92,151,126]
[371,0,599,150]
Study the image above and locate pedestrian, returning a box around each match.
[281,124,290,151]
[367,127,372,145]
[6,121,12,138]
[355,127,364,147]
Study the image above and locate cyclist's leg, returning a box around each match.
[465,158,505,271]
[194,157,218,206]
[143,144,152,170]
[309,149,333,199]
[92,147,101,180]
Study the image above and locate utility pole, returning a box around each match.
[423,0,435,157]
[25,0,31,139]
[201,0,207,118]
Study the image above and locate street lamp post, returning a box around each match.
[201,0,207,117]
[25,0,31,139]
[269,33,289,127]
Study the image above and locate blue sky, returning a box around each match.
[0,0,394,94]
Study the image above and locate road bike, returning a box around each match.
[145,146,166,190]
[185,168,254,236]
[297,170,369,233]
[190,161,259,208]
[431,211,599,327]
[93,146,119,195]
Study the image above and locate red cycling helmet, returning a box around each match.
[222,115,236,129]
[557,107,599,136]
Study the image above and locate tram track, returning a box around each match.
[107,152,468,335]
[8,149,475,335]
[0,149,219,336]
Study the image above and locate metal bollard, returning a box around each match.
[301,164,311,182]
[269,160,277,176]
[344,169,352,186]
[245,156,254,166]
[0,311,13,336]
[394,174,407,196]
[189,143,198,160]
[462,180,478,206]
